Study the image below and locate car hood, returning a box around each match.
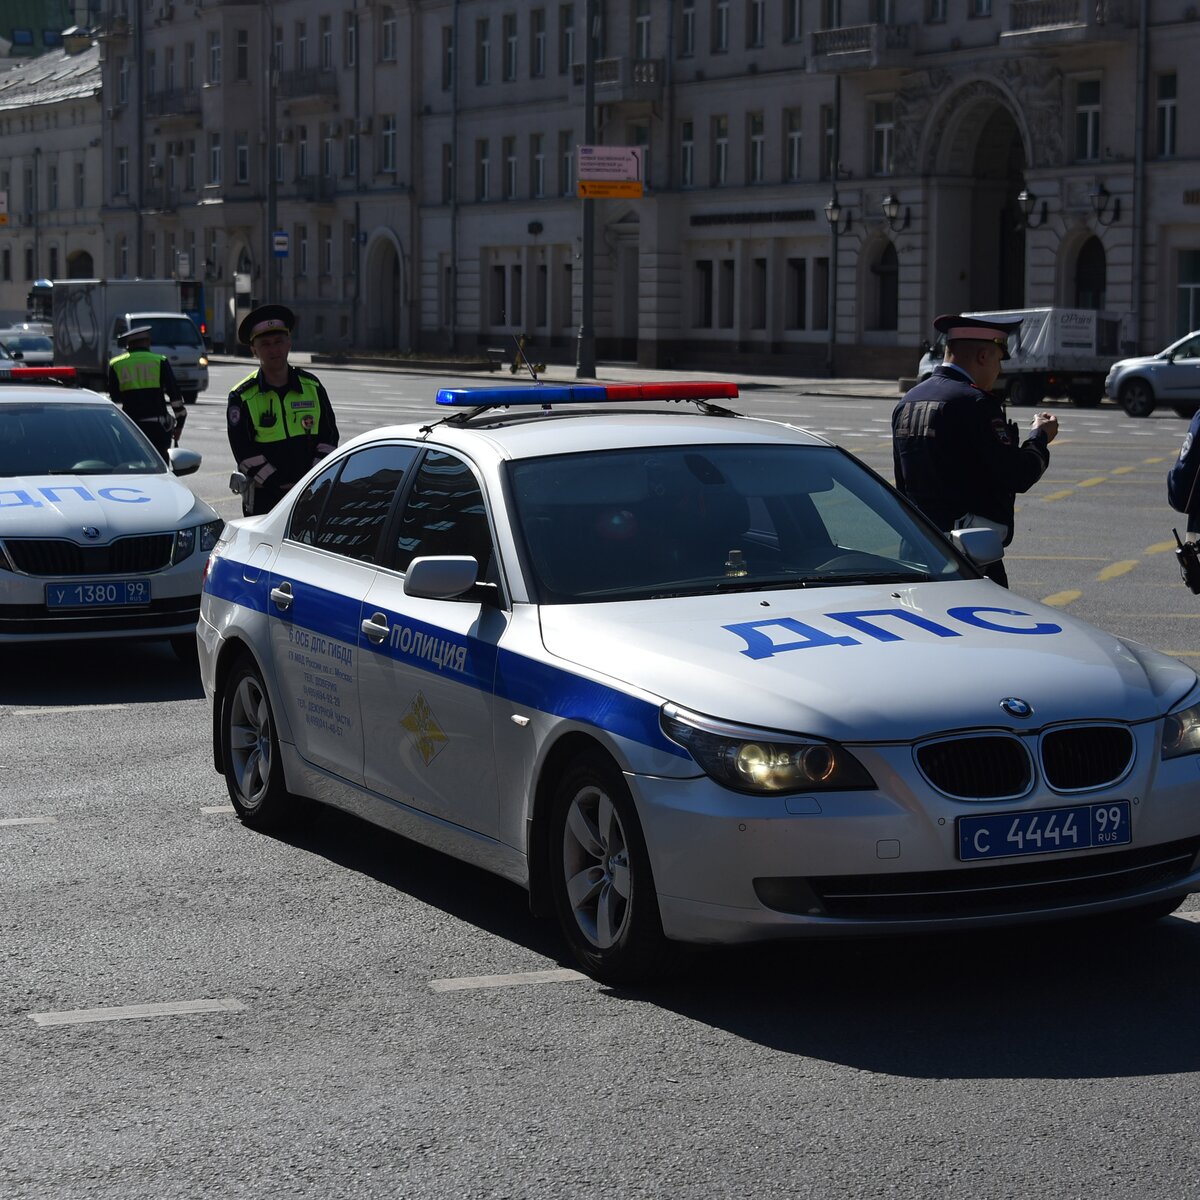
[1111,354,1163,372]
[538,579,1196,742]
[0,473,214,538]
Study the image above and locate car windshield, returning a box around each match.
[1,334,53,353]
[1165,332,1200,359]
[508,442,968,602]
[139,317,203,348]
[0,401,165,475]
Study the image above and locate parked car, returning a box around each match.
[199,381,1200,983]
[1105,330,1200,418]
[0,368,223,660]
[0,331,54,366]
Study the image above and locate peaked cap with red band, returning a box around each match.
[238,304,297,346]
[933,312,1022,360]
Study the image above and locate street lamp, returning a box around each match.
[824,196,852,233]
[881,192,910,232]
[1016,188,1048,228]
[1090,181,1121,226]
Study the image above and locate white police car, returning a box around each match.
[199,382,1200,982]
[0,367,223,658]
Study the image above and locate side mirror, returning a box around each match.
[169,447,202,476]
[228,471,248,495]
[403,555,480,600]
[949,527,1004,567]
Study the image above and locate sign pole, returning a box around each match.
[575,0,597,379]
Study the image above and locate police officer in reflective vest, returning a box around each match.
[107,325,187,460]
[226,304,339,517]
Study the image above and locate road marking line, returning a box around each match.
[11,704,130,717]
[200,804,236,814]
[1041,489,1075,502]
[1041,590,1082,607]
[1098,560,1139,581]
[429,968,588,993]
[28,998,247,1027]
[0,816,56,827]
[1112,466,1136,475]
[1009,554,1109,562]
[1145,541,1176,555]
[1077,476,1108,488]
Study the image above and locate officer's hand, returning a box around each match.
[1031,412,1059,443]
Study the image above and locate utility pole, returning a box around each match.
[265,2,278,305]
[574,0,597,378]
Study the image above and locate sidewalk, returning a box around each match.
[208,350,904,401]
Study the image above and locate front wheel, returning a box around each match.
[1119,378,1156,418]
[220,656,289,828]
[549,750,670,984]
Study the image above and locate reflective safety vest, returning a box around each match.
[111,350,165,394]
[239,373,324,445]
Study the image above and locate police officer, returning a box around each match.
[892,313,1059,587]
[107,326,187,460]
[1168,409,1200,535]
[226,304,339,517]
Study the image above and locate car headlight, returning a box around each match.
[199,355,209,367]
[1162,699,1200,760]
[661,704,875,795]
[173,518,224,564]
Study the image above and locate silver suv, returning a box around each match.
[1105,330,1200,418]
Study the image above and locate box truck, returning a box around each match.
[51,279,210,402]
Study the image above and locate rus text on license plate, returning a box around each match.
[958,800,1131,862]
[45,580,152,608]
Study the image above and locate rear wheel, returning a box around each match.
[549,750,671,985]
[1007,376,1038,407]
[1119,378,1156,418]
[220,656,289,828]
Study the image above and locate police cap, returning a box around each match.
[238,303,297,346]
[933,313,1022,360]
[116,325,153,347]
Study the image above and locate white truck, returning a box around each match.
[916,307,1135,407]
[51,279,210,402]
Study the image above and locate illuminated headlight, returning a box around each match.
[174,518,224,563]
[661,704,875,795]
[199,356,209,367]
[1162,699,1200,760]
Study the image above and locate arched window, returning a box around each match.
[1074,237,1106,309]
[868,242,898,331]
[66,250,93,278]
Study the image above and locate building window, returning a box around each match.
[820,105,834,180]
[694,260,713,327]
[442,25,455,89]
[164,45,175,90]
[117,55,129,103]
[296,224,308,276]
[381,7,397,61]
[235,132,249,183]
[968,0,992,15]
[1156,73,1177,159]
[531,9,546,76]
[47,165,58,210]
[1074,79,1101,163]
[559,131,573,195]
[207,31,221,83]
[872,100,894,176]
[184,42,195,88]
[785,108,803,181]
[822,0,842,27]
[146,50,156,95]
[510,265,523,327]
[320,16,332,69]
[680,0,695,56]
[785,0,802,40]
[476,138,490,200]
[441,143,454,202]
[559,4,574,72]
[381,115,397,173]
[323,126,335,176]
[531,133,545,197]
[186,139,196,189]
[273,24,283,72]
[748,0,765,47]
[320,223,333,275]
[74,160,85,206]
[751,257,767,330]
[295,21,307,69]
[712,0,729,51]
[786,258,807,329]
[872,0,896,20]
[503,13,518,80]
[234,29,248,80]
[24,247,34,282]
[490,265,507,324]
[1178,250,1200,336]
[680,120,694,187]
[926,0,947,21]
[345,133,357,177]
[748,113,765,184]
[869,243,898,330]
[503,136,518,198]
[297,126,309,177]
[634,0,651,58]
[718,260,734,328]
[208,132,221,185]
[711,115,728,185]
[345,12,356,67]
[476,18,491,83]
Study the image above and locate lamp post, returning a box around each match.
[575,0,597,378]
[1016,188,1048,229]
[264,2,278,305]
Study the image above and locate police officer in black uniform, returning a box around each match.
[892,313,1059,587]
[1168,410,1200,536]
[107,326,187,460]
[226,304,339,517]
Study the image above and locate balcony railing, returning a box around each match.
[1010,0,1124,29]
[142,185,179,213]
[571,57,663,103]
[278,68,339,102]
[144,88,201,119]
[809,23,913,69]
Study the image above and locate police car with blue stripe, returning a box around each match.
[0,366,222,658]
[199,381,1200,981]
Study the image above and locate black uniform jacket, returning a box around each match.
[892,364,1051,544]
[1168,409,1200,534]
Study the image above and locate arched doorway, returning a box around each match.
[66,250,93,278]
[365,235,405,350]
[1074,237,1106,309]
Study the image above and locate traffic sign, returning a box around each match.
[576,145,643,183]
[272,231,289,257]
[577,180,644,199]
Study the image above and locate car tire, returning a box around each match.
[182,391,198,405]
[1119,379,1156,418]
[1172,404,1200,419]
[220,655,289,828]
[549,749,671,985]
[1007,376,1037,407]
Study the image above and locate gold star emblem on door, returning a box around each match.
[400,691,448,766]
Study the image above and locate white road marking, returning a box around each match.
[28,998,247,1027]
[11,704,129,717]
[429,967,588,993]
[200,804,236,814]
[0,816,57,826]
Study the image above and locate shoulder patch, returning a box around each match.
[228,404,241,426]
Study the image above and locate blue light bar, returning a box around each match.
[435,381,739,407]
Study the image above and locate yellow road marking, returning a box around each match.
[1164,651,1200,658]
[1041,590,1082,606]
[1112,466,1136,475]
[1145,541,1176,555]
[1098,560,1139,581]
[1042,489,1075,502]
[1008,554,1109,561]
[1077,476,1108,488]
[1144,456,1167,464]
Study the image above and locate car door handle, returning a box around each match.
[361,612,390,643]
[269,581,293,610]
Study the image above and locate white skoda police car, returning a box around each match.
[0,367,223,658]
[199,382,1200,982]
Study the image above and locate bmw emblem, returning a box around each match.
[82,527,101,540]
[1000,697,1033,718]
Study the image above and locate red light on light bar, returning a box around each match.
[7,366,78,381]
[603,382,739,401]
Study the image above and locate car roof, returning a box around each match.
[0,383,108,402]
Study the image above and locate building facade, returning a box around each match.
[2,1,1198,376]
